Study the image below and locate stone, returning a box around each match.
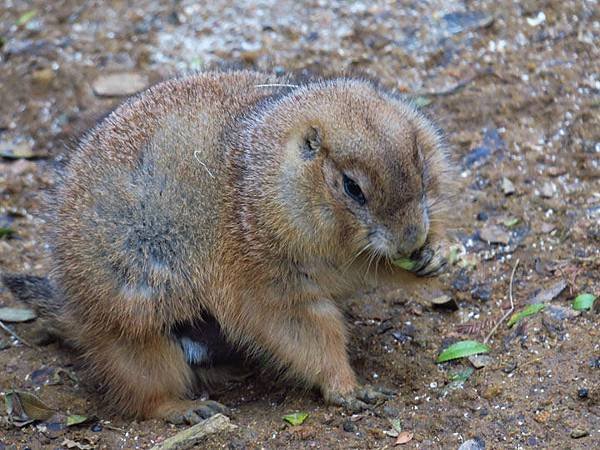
[501,177,515,195]
[540,182,556,198]
[342,420,357,433]
[570,429,589,439]
[458,437,486,450]
[471,284,492,302]
[479,225,510,245]
[528,280,567,304]
[149,414,236,450]
[92,73,148,97]
[31,68,55,89]
[468,354,492,369]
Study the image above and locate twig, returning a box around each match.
[484,258,520,344]
[411,68,503,99]
[0,320,35,348]
[516,356,542,371]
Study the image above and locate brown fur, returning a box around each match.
[3,70,453,419]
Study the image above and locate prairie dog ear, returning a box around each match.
[301,126,322,160]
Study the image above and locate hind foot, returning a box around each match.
[159,399,230,425]
[327,385,395,412]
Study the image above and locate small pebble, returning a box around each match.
[452,269,471,292]
[471,284,492,302]
[544,305,579,321]
[528,280,567,304]
[463,146,491,168]
[570,429,589,439]
[382,405,400,417]
[458,437,486,450]
[478,224,510,245]
[542,315,564,336]
[540,182,556,198]
[430,295,458,310]
[441,11,494,34]
[577,388,588,399]
[342,420,357,433]
[502,361,517,373]
[482,128,506,151]
[538,222,555,234]
[501,177,515,195]
[31,68,55,89]
[91,422,103,432]
[391,330,411,344]
[0,138,36,159]
[92,73,148,97]
[46,422,65,431]
[527,11,546,27]
[468,354,492,369]
[476,211,488,221]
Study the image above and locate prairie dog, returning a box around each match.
[3,70,452,422]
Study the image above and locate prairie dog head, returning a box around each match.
[244,79,452,265]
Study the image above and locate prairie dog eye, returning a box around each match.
[343,174,366,205]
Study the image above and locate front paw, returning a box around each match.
[395,244,447,277]
[326,385,395,412]
[412,244,447,277]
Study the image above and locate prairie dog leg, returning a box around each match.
[81,333,226,422]
[231,299,353,401]
[231,298,394,411]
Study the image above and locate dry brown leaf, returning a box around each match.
[395,431,414,445]
[61,438,93,450]
[5,390,55,426]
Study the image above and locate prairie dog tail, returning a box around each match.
[1,273,65,337]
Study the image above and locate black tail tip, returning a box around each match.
[1,273,55,306]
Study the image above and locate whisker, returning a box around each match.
[342,241,371,273]
[366,249,376,276]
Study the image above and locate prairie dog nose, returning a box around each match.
[395,208,429,257]
[403,225,421,245]
[397,224,427,256]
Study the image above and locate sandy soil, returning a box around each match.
[0,0,598,448]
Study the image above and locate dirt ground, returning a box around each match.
[0,0,598,448]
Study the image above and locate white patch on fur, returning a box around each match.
[180,337,209,365]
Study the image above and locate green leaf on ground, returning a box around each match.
[66,414,88,426]
[436,340,490,363]
[507,303,545,328]
[503,217,520,227]
[449,367,475,383]
[283,412,308,426]
[16,10,37,26]
[447,245,461,266]
[389,418,402,433]
[0,227,15,238]
[572,293,597,311]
